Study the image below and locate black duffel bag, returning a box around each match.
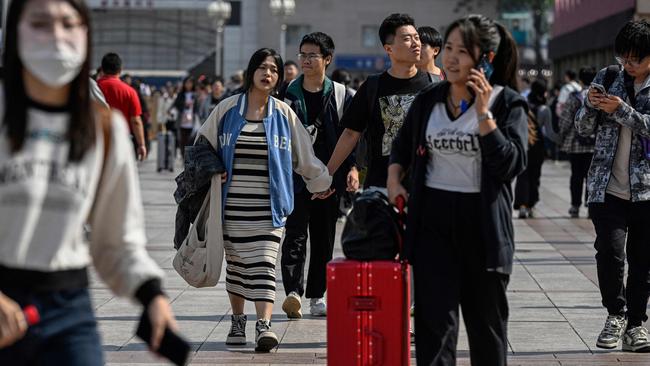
[341,190,404,261]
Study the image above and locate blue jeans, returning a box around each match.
[0,287,103,366]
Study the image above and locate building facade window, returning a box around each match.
[286,24,312,45]
[225,1,241,26]
[362,25,379,48]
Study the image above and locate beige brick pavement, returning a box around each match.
[94,155,650,365]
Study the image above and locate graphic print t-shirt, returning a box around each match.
[342,70,431,188]
[425,86,503,192]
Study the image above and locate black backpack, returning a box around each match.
[341,190,404,261]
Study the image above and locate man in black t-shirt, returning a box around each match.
[323,13,430,190]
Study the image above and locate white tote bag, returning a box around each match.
[173,175,224,287]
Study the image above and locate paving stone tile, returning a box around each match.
[97,148,639,364]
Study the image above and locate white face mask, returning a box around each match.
[18,14,87,88]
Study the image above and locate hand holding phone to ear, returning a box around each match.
[467,68,493,115]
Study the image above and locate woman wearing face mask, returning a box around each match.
[387,14,528,366]
[196,48,332,352]
[0,1,177,364]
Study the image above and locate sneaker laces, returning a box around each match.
[231,315,246,334]
[256,319,271,333]
[601,316,624,337]
[628,327,649,343]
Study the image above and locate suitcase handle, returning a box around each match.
[368,330,384,366]
[350,296,378,311]
[394,195,407,264]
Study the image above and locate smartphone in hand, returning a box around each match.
[477,54,494,80]
[136,310,190,366]
[590,82,607,95]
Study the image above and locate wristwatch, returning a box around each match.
[477,111,494,123]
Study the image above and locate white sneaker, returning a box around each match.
[623,326,650,352]
[596,315,627,349]
[282,291,302,319]
[309,297,327,316]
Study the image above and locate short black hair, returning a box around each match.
[101,53,122,75]
[418,26,442,49]
[284,60,298,68]
[300,32,335,59]
[615,19,650,60]
[244,48,284,95]
[565,70,577,80]
[578,66,597,85]
[379,13,415,45]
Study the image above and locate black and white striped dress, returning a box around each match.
[223,120,283,303]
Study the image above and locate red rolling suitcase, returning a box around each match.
[327,259,410,366]
[327,196,410,366]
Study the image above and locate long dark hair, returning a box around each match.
[3,0,94,162]
[243,48,284,95]
[444,14,519,91]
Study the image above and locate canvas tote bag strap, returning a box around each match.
[206,174,222,249]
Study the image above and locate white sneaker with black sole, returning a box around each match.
[226,314,247,345]
[623,326,650,352]
[282,291,302,319]
[255,319,278,352]
[596,315,627,349]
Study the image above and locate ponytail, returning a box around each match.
[491,22,519,91]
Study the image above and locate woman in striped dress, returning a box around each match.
[197,48,333,352]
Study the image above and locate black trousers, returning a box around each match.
[514,148,544,209]
[413,187,509,366]
[569,153,592,207]
[178,127,193,158]
[589,194,650,326]
[281,189,338,298]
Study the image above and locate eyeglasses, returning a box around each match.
[615,56,645,67]
[297,53,323,61]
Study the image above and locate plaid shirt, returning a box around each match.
[559,90,595,154]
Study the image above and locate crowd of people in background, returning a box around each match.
[3,0,650,364]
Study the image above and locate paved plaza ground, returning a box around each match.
[94,151,650,365]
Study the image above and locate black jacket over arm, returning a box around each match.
[389,81,528,274]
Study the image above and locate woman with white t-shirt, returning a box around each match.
[388,15,528,366]
[0,0,178,364]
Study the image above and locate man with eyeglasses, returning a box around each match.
[280,32,355,319]
[575,19,650,353]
